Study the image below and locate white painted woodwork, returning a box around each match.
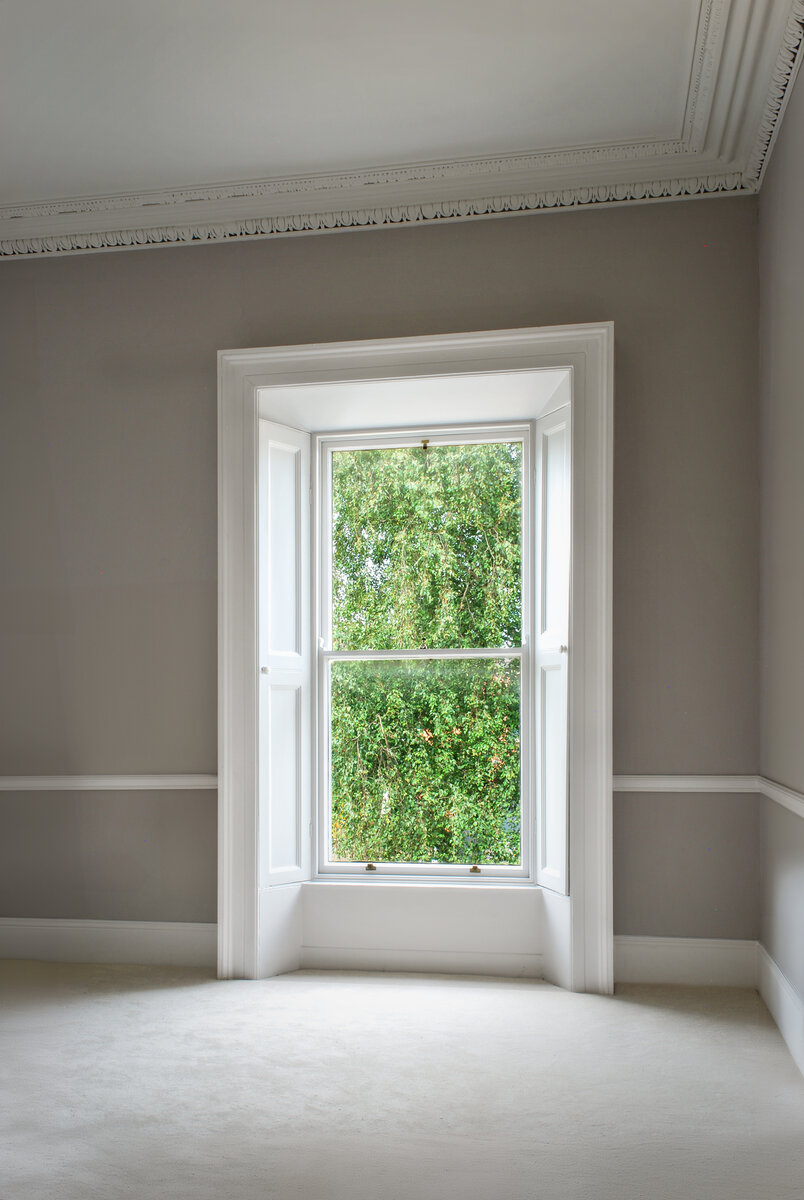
[614,935,804,1080]
[257,884,304,978]
[315,422,533,881]
[612,774,760,793]
[301,880,543,978]
[612,775,804,822]
[266,687,301,873]
[0,773,800,811]
[534,406,570,894]
[218,349,260,979]
[758,944,804,1078]
[2,1,803,256]
[0,775,217,791]
[614,935,759,987]
[540,889,573,991]
[258,421,312,888]
[218,324,613,990]
[756,774,804,822]
[300,945,544,976]
[2,917,799,1078]
[258,371,570,432]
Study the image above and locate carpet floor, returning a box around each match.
[1,962,803,1199]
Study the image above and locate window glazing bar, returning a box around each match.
[321,646,523,661]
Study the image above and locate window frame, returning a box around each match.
[314,422,534,881]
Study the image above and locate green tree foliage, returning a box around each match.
[329,441,523,865]
[331,442,521,650]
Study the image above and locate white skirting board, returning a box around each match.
[615,935,804,1079]
[0,918,217,967]
[0,921,801,1079]
[758,945,804,1078]
[614,935,760,987]
[301,946,544,978]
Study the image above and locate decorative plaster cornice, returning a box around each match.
[744,0,804,184]
[0,141,693,224]
[683,0,731,148]
[1,0,802,259]
[0,173,750,258]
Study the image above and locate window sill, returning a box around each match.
[307,875,540,890]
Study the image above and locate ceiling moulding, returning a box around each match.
[2,0,802,259]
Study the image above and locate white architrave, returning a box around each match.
[218,324,614,992]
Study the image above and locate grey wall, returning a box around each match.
[0,197,760,929]
[0,791,216,922]
[759,68,804,993]
[614,793,758,939]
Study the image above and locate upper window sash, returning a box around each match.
[318,422,531,655]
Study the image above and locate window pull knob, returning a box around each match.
[469,864,481,874]
[365,862,377,872]
[559,645,568,654]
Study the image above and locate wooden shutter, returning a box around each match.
[534,406,571,894]
[257,420,312,887]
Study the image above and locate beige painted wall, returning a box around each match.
[759,68,804,993]
[0,196,760,928]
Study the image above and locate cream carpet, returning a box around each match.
[2,962,803,1200]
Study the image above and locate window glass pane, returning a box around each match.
[330,657,521,865]
[331,441,522,650]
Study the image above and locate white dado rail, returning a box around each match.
[0,772,801,819]
[612,774,804,821]
[0,775,218,790]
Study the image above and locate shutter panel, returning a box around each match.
[258,420,312,887]
[534,406,570,894]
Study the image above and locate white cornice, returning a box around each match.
[1,0,802,259]
[745,0,804,184]
[0,172,752,259]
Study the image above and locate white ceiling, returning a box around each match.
[1,0,699,203]
[2,0,803,257]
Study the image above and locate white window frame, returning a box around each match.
[218,324,613,993]
[316,422,533,880]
